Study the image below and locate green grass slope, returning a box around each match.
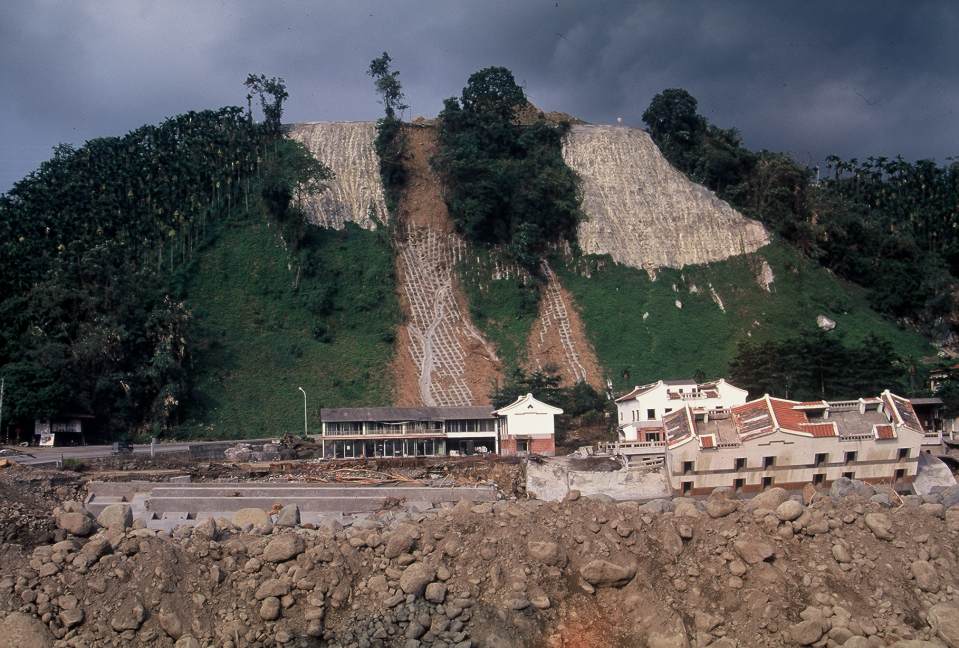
[181,211,401,439]
[553,238,934,394]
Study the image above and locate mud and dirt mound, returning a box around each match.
[3,464,959,647]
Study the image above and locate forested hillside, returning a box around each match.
[0,68,954,443]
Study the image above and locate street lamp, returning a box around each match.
[298,387,308,439]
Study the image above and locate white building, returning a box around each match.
[662,391,924,496]
[494,393,563,456]
[615,379,748,442]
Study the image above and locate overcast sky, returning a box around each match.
[2,1,957,192]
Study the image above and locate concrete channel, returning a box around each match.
[84,481,499,532]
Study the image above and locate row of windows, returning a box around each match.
[679,468,909,494]
[681,448,910,474]
[325,419,496,433]
[623,408,674,422]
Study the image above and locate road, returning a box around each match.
[0,439,269,466]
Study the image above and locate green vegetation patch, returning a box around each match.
[186,215,401,439]
[553,239,934,394]
[458,246,539,374]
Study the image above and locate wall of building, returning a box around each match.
[500,436,555,457]
[666,430,923,496]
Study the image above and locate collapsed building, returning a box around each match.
[661,391,927,496]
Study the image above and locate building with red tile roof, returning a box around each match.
[661,390,925,496]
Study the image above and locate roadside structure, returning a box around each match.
[662,391,925,496]
[320,394,560,459]
[34,416,91,447]
[614,379,748,445]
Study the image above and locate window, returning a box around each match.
[682,481,692,495]
[843,471,855,480]
[682,461,694,475]
[763,456,775,469]
[814,453,827,468]
[845,451,857,465]
[517,440,530,453]
[898,448,910,460]
[762,476,773,489]
[895,468,906,483]
[812,473,825,486]
[646,432,661,442]
[647,409,656,420]
[665,408,673,414]
[734,478,745,492]
[735,457,746,470]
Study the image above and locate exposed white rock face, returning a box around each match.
[817,315,837,331]
[562,125,769,270]
[285,122,389,231]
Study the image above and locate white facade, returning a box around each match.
[615,379,748,442]
[662,391,924,496]
[493,393,563,455]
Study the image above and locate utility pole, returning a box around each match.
[298,387,308,438]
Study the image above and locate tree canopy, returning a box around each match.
[431,66,585,271]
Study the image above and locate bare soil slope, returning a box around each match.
[563,125,770,273]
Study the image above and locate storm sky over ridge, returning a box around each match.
[2,1,957,192]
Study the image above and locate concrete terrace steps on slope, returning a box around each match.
[83,481,498,518]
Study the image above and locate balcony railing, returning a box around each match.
[323,427,446,437]
[599,441,666,455]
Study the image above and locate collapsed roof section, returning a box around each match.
[660,390,922,448]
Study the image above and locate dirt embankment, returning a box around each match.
[3,462,959,647]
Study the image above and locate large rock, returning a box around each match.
[528,541,568,568]
[706,499,738,519]
[927,601,959,648]
[399,562,436,597]
[231,508,270,528]
[0,612,56,648]
[748,488,788,511]
[864,513,895,541]
[830,477,857,499]
[733,540,775,565]
[776,500,803,522]
[790,620,824,646]
[912,560,941,593]
[58,512,94,536]
[256,579,292,600]
[580,560,637,588]
[262,535,305,562]
[97,504,133,530]
[275,504,300,528]
[384,527,417,559]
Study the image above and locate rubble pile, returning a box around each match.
[2,465,959,647]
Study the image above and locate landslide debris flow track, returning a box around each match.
[530,262,590,385]
[399,224,497,407]
[394,126,501,407]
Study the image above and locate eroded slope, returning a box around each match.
[563,124,770,273]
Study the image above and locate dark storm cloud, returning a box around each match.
[3,1,957,192]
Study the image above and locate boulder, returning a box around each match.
[262,535,305,562]
[776,500,803,522]
[275,504,300,528]
[96,504,133,530]
[580,560,637,588]
[58,512,94,537]
[0,612,56,648]
[733,540,775,565]
[864,513,895,540]
[194,517,217,541]
[748,488,788,511]
[790,619,824,646]
[399,562,436,597]
[528,541,568,568]
[829,477,856,499]
[706,499,738,519]
[927,601,959,647]
[384,528,416,559]
[256,579,292,600]
[231,508,270,528]
[912,560,941,593]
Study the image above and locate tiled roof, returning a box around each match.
[770,397,808,430]
[799,422,838,438]
[663,408,695,446]
[615,382,658,402]
[700,435,715,449]
[732,399,776,442]
[796,401,828,408]
[874,424,896,440]
[887,393,921,430]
